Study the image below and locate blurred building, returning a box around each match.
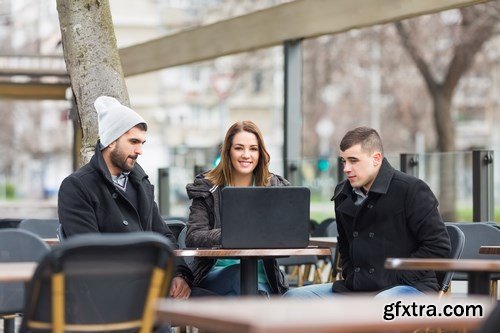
[110,0,284,213]
[0,0,71,202]
[0,0,498,215]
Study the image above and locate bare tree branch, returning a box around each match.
[443,5,498,96]
[395,21,439,94]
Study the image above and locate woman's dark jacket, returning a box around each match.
[58,143,193,284]
[332,158,451,293]
[185,173,290,294]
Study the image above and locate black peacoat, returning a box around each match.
[332,158,451,293]
[58,142,193,284]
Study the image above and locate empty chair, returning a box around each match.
[277,255,322,287]
[325,221,338,237]
[477,300,500,333]
[163,218,187,241]
[177,226,194,267]
[437,223,466,296]
[162,215,188,223]
[0,229,50,333]
[311,218,335,237]
[277,220,326,287]
[178,225,188,249]
[20,232,175,333]
[324,221,342,282]
[18,219,59,239]
[453,222,500,295]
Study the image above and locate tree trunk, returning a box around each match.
[431,89,455,152]
[56,0,129,167]
[431,90,456,221]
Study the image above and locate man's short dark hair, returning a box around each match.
[340,127,383,154]
[135,123,147,131]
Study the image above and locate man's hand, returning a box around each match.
[169,276,191,299]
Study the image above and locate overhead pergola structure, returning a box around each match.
[0,54,69,100]
[118,0,489,184]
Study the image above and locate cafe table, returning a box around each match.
[0,262,36,282]
[42,238,60,246]
[176,248,330,295]
[156,296,494,333]
[385,258,500,295]
[1,248,330,296]
[309,237,337,248]
[479,246,500,255]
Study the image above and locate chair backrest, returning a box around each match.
[454,222,500,260]
[20,232,175,333]
[162,215,188,223]
[326,221,338,237]
[311,218,335,237]
[164,219,187,241]
[452,222,500,281]
[478,300,500,333]
[18,219,59,239]
[0,229,50,315]
[177,226,194,267]
[178,226,188,249]
[437,223,465,293]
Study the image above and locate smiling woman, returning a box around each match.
[184,120,290,296]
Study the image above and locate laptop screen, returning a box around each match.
[220,186,310,249]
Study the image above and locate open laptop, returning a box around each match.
[220,186,310,249]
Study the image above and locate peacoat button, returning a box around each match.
[353,231,358,237]
[369,268,375,274]
[367,203,374,209]
[122,220,129,226]
[112,193,118,199]
[354,267,360,273]
[369,232,375,238]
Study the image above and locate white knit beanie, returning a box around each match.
[94,96,148,150]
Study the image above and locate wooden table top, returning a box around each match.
[175,247,331,257]
[309,237,337,247]
[0,262,36,282]
[42,238,60,246]
[479,246,500,255]
[0,248,330,283]
[385,258,500,272]
[156,296,494,333]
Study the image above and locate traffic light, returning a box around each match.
[317,157,330,172]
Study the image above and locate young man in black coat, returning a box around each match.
[285,126,451,298]
[58,96,210,299]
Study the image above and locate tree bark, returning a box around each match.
[56,0,129,167]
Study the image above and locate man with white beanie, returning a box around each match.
[58,96,208,299]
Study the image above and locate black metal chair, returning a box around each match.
[0,229,50,333]
[277,219,328,287]
[311,218,335,237]
[162,215,188,223]
[324,220,342,282]
[20,232,175,333]
[18,219,59,239]
[453,222,500,296]
[163,218,187,241]
[477,300,500,333]
[437,223,466,296]
[177,226,194,268]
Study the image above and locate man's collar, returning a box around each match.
[368,158,395,194]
